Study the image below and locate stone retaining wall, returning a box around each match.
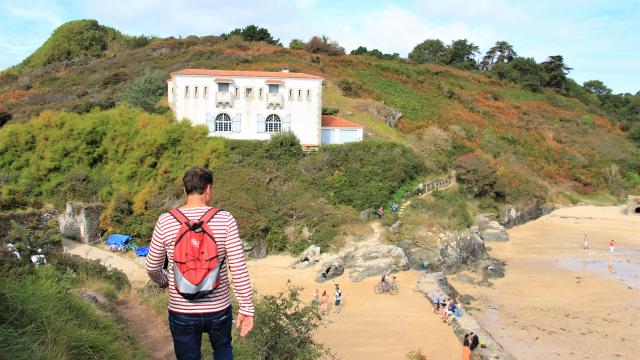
[416,272,515,360]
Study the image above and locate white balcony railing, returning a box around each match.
[215,91,234,108]
[266,93,283,109]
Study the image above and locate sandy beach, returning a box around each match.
[248,255,461,360]
[450,206,640,360]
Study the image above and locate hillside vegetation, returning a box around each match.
[0,107,422,251]
[0,20,638,249]
[0,252,141,360]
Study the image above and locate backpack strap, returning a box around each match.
[168,209,191,227]
[198,207,221,225]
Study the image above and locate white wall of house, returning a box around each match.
[320,127,364,145]
[168,73,323,145]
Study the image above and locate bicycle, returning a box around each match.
[374,279,399,295]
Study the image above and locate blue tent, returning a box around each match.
[135,246,149,257]
[106,234,132,247]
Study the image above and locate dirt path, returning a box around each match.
[117,294,175,360]
[62,239,149,286]
[62,239,174,359]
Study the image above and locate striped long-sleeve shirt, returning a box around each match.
[146,207,255,316]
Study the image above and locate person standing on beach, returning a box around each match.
[320,290,329,315]
[312,289,320,306]
[609,239,616,254]
[334,284,342,314]
[583,234,589,250]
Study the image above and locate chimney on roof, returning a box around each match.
[281,67,289,73]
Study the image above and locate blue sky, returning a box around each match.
[1,0,638,93]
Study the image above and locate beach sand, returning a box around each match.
[248,255,461,360]
[450,205,640,360]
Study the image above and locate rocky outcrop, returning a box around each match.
[499,203,555,229]
[474,215,509,242]
[435,230,488,273]
[292,245,321,269]
[416,273,516,360]
[246,239,267,259]
[357,104,402,128]
[627,195,639,215]
[59,201,104,244]
[316,258,344,282]
[316,243,409,283]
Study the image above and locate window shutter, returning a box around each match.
[257,114,265,133]
[232,113,241,133]
[206,113,215,133]
[283,114,292,132]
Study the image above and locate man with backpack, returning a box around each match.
[146,167,254,360]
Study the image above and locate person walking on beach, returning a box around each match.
[312,289,320,306]
[583,234,589,250]
[146,167,254,360]
[609,239,616,255]
[462,333,471,360]
[334,284,342,314]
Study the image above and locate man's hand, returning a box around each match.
[235,314,254,337]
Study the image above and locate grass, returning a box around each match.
[353,69,446,121]
[0,254,144,360]
[322,82,406,143]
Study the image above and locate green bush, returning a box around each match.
[454,152,503,199]
[122,72,166,113]
[428,189,473,229]
[629,123,640,144]
[336,79,361,97]
[246,283,326,360]
[305,140,426,210]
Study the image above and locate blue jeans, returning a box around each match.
[168,307,233,360]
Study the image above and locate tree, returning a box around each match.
[446,39,480,69]
[288,39,305,50]
[350,46,369,55]
[480,41,517,70]
[630,123,640,144]
[223,25,281,45]
[541,55,572,91]
[122,72,166,113]
[409,39,447,64]
[454,152,502,198]
[490,57,544,92]
[305,35,345,56]
[583,80,612,97]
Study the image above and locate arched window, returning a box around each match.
[215,113,232,132]
[265,114,281,133]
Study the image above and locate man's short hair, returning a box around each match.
[183,167,214,195]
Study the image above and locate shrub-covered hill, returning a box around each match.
[0,20,638,246]
[0,107,423,251]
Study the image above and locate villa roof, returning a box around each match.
[321,115,364,128]
[172,69,323,79]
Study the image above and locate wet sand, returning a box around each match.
[248,256,461,360]
[450,206,640,360]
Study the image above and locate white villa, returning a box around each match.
[167,68,363,147]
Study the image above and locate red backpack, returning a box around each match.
[169,208,224,300]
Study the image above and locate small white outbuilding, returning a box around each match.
[320,115,364,145]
